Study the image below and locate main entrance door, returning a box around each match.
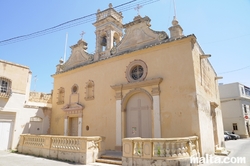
[126,92,152,138]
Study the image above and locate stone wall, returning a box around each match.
[18,134,105,164]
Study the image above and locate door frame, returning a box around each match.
[122,88,153,139]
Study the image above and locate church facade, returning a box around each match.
[51,4,224,156]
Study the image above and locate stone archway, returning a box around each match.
[111,77,163,151]
[126,92,152,138]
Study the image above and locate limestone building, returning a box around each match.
[51,4,224,156]
[219,82,250,138]
[0,59,51,150]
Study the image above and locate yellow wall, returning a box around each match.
[0,60,30,94]
[51,36,204,150]
[192,42,225,155]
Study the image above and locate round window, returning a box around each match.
[72,85,78,93]
[125,60,147,82]
[131,65,144,80]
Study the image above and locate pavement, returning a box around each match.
[0,150,120,166]
[1,138,250,166]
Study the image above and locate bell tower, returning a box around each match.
[93,3,123,60]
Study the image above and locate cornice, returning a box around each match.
[111,77,163,91]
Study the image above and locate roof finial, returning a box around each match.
[134,4,142,16]
[80,31,85,40]
[172,0,179,26]
[173,0,177,20]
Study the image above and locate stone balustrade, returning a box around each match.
[18,134,105,164]
[29,92,52,103]
[96,8,122,23]
[122,136,199,166]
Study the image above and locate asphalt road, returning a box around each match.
[0,138,249,166]
[202,138,250,166]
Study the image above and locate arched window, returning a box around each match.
[101,35,107,51]
[113,32,120,47]
[85,80,94,100]
[57,87,65,104]
[0,77,12,98]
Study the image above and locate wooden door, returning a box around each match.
[69,117,78,136]
[126,93,152,138]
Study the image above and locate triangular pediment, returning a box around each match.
[111,16,168,55]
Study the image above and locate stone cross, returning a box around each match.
[80,31,85,40]
[134,4,142,16]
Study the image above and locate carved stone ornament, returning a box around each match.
[57,39,94,73]
[62,102,84,117]
[111,16,168,56]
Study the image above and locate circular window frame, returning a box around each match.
[71,84,78,94]
[126,60,148,82]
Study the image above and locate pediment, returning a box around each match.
[111,16,168,55]
[62,102,84,112]
[62,40,93,71]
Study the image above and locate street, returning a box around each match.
[0,138,249,166]
[202,138,250,166]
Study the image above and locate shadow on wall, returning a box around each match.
[22,107,51,135]
[0,96,9,111]
[22,123,30,134]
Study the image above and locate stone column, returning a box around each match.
[64,117,68,136]
[78,117,82,136]
[152,86,161,138]
[115,91,122,151]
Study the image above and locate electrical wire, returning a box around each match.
[218,65,250,74]
[0,0,159,46]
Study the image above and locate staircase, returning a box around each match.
[95,151,122,165]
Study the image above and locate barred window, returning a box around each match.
[0,77,12,98]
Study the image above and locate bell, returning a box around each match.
[101,36,107,46]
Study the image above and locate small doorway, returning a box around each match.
[126,92,152,138]
[68,117,78,136]
[212,108,218,146]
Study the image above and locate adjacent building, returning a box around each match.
[0,60,52,150]
[50,4,224,156]
[219,82,250,138]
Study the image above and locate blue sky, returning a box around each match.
[1,0,250,93]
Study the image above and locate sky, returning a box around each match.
[1,0,250,93]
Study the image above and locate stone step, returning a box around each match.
[95,158,122,165]
[101,154,122,160]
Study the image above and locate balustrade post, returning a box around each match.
[165,142,171,157]
[188,139,193,156]
[142,139,152,159]
[195,138,200,157]
[171,142,177,157]
[177,142,182,156]
[153,142,159,157]
[180,141,188,156]
[123,138,133,158]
